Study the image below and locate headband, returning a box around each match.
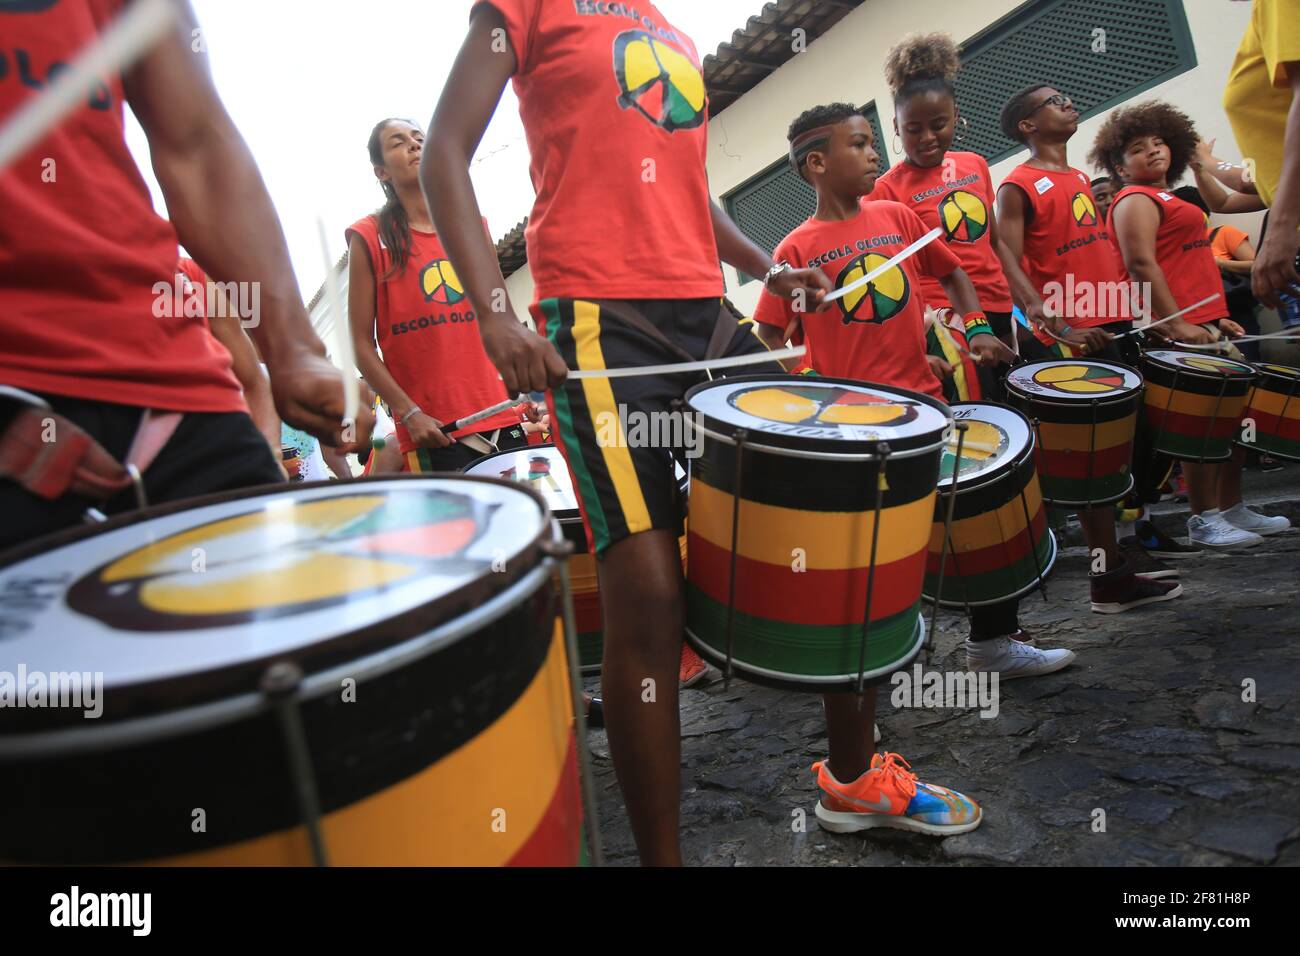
[788,125,836,177]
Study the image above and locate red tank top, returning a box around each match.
[1001,164,1125,339]
[871,151,1012,311]
[346,215,519,453]
[0,0,244,413]
[1108,185,1226,326]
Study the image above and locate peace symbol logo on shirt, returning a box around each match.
[835,252,910,325]
[419,258,466,305]
[938,190,988,243]
[1071,192,1098,227]
[613,30,706,133]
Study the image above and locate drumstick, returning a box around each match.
[567,345,806,380]
[317,217,359,429]
[822,228,943,304]
[0,0,179,171]
[449,393,545,433]
[1113,293,1222,338]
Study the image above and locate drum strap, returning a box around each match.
[600,300,744,365]
[0,405,182,502]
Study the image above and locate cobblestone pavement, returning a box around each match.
[585,477,1300,867]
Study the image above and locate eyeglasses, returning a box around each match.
[1024,93,1074,119]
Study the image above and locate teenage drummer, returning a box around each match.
[1090,101,1291,548]
[422,1,835,865]
[0,0,370,551]
[995,85,1183,613]
[347,118,532,472]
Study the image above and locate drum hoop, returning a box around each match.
[684,372,953,459]
[0,549,561,758]
[1005,359,1144,406]
[687,420,950,462]
[1142,353,1256,381]
[927,529,1058,608]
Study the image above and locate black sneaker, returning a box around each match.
[1118,538,1179,579]
[1133,519,1202,558]
[586,696,604,729]
[1247,451,1285,473]
[1090,564,1183,614]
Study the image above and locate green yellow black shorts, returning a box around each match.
[531,297,784,556]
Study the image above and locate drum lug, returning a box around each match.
[261,660,330,867]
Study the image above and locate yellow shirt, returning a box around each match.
[1223,0,1300,207]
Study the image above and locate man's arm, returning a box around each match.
[121,2,370,446]
[207,311,280,454]
[1253,62,1300,305]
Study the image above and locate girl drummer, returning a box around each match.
[872,33,1076,678]
[347,118,532,472]
[1090,101,1292,548]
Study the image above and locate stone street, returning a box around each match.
[585,469,1300,866]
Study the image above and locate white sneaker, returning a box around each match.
[1220,502,1292,537]
[1188,510,1263,549]
[874,723,881,743]
[965,636,1076,680]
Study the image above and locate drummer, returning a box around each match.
[866,33,1075,678]
[422,0,837,865]
[995,84,1183,614]
[346,118,533,472]
[0,0,369,552]
[1090,101,1292,547]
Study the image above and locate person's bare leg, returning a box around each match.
[598,529,684,866]
[1217,446,1246,510]
[822,689,877,783]
[1079,506,1119,570]
[1182,461,1219,515]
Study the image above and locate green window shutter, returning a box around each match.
[723,102,890,284]
[956,0,1197,164]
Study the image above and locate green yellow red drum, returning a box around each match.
[0,478,585,866]
[683,376,949,690]
[1238,362,1300,462]
[924,403,1056,607]
[1142,350,1256,461]
[1004,360,1143,506]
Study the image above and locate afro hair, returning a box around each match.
[1086,100,1199,185]
[883,32,960,101]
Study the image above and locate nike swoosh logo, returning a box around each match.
[823,782,893,814]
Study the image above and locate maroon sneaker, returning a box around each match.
[1090,564,1183,614]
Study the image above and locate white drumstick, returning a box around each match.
[822,228,943,304]
[0,0,179,171]
[567,345,806,380]
[451,393,545,432]
[1114,293,1222,338]
[317,217,359,428]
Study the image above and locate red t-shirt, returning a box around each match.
[475,0,721,301]
[0,0,244,413]
[870,151,1012,311]
[1109,186,1226,326]
[347,216,518,453]
[1001,164,1124,342]
[753,201,961,399]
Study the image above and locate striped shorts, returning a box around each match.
[532,297,783,555]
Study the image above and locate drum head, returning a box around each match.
[1006,360,1142,401]
[0,477,549,712]
[686,375,950,454]
[465,444,580,520]
[1144,350,1254,378]
[1256,362,1300,380]
[939,403,1031,488]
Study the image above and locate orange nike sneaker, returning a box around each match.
[811,752,982,836]
[679,643,718,687]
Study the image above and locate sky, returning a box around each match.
[125,0,763,302]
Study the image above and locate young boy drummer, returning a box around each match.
[994,85,1183,614]
[425,4,981,862]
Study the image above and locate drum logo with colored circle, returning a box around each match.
[1071,191,1098,227]
[420,258,466,305]
[613,30,705,133]
[940,410,1009,480]
[66,490,498,632]
[728,383,920,438]
[836,252,910,324]
[1022,363,1132,396]
[938,190,988,243]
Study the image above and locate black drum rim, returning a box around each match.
[936,401,1036,497]
[1038,472,1136,508]
[923,529,1058,608]
[1141,351,1257,385]
[684,373,952,460]
[1005,358,1144,409]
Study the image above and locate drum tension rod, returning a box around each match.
[261,660,330,867]
[723,429,749,692]
[542,533,605,868]
[928,424,968,665]
[856,442,891,700]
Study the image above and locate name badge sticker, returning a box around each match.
[1035,176,1054,195]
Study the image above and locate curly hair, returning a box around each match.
[884,32,960,103]
[1086,100,1199,185]
[999,84,1051,143]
